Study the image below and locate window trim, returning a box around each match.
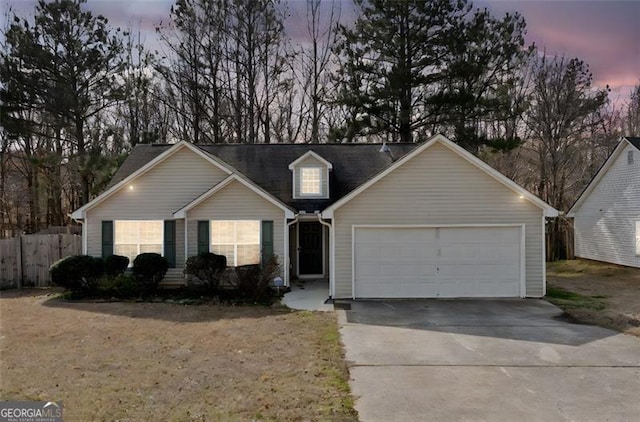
[300,167,323,196]
[210,220,261,267]
[294,165,329,199]
[114,220,164,265]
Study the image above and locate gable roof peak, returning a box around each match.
[322,133,558,218]
[288,150,333,170]
[71,140,233,219]
[568,136,640,215]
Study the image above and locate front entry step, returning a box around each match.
[161,268,185,288]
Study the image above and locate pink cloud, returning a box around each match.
[479,0,639,94]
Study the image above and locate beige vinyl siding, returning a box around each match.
[186,180,286,265]
[333,142,545,298]
[574,144,640,268]
[293,156,329,198]
[86,147,228,266]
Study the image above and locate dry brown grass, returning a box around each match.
[0,289,357,421]
[547,259,640,337]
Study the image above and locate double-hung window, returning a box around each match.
[114,220,163,265]
[300,167,322,196]
[211,220,260,266]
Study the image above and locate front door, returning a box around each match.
[299,222,323,275]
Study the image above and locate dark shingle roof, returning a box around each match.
[108,144,172,188]
[626,137,640,150]
[108,143,419,212]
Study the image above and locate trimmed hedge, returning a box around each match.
[50,255,104,293]
[98,273,141,298]
[104,254,129,277]
[132,253,169,293]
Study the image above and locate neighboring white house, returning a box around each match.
[72,134,558,299]
[568,137,640,268]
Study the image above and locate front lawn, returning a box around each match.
[547,259,640,337]
[0,290,357,421]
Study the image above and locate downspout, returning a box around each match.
[286,215,300,287]
[316,212,333,301]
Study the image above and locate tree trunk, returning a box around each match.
[76,117,89,205]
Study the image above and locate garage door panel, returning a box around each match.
[356,247,438,264]
[439,227,519,243]
[440,245,518,261]
[358,228,437,245]
[354,226,522,298]
[439,263,519,278]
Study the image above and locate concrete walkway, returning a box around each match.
[339,300,640,422]
[280,279,333,311]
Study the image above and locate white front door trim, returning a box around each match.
[296,222,326,279]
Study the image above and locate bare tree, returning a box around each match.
[158,0,224,144]
[625,83,640,135]
[158,0,287,144]
[299,0,341,143]
[225,0,287,143]
[525,54,609,211]
[116,29,165,147]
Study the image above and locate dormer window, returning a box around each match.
[289,150,333,199]
[301,167,322,195]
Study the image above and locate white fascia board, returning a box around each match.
[322,133,558,218]
[173,175,236,218]
[322,135,442,216]
[288,150,333,170]
[70,141,233,219]
[321,209,334,219]
[182,142,234,175]
[173,173,296,219]
[567,137,628,216]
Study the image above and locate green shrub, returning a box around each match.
[184,252,227,292]
[228,255,281,303]
[104,254,130,277]
[98,273,141,299]
[115,273,142,298]
[132,253,168,293]
[50,255,104,293]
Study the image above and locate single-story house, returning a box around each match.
[568,136,640,268]
[71,134,558,299]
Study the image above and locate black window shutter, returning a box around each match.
[197,221,210,254]
[164,220,176,268]
[101,221,113,259]
[261,220,274,265]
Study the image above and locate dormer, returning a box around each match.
[288,150,333,199]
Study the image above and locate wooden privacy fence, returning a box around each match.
[0,234,81,288]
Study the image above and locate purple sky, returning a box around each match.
[3,0,639,104]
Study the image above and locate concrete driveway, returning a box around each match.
[338,300,640,422]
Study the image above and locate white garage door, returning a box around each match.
[354,226,522,298]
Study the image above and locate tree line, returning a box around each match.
[1,0,639,238]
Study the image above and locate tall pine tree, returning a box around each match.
[334,0,529,150]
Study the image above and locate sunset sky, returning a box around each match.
[3,0,639,104]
